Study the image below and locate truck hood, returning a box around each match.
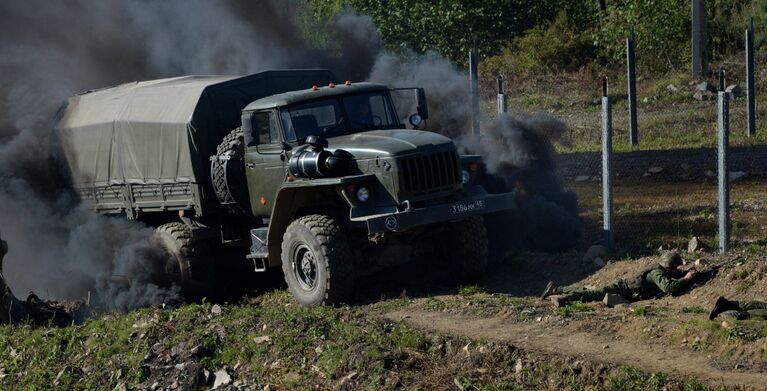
[325,129,454,159]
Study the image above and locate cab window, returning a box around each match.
[252,111,280,144]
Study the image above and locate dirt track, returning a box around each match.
[386,308,766,390]
[374,248,767,390]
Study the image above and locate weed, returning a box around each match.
[681,306,706,314]
[559,302,594,317]
[458,285,486,296]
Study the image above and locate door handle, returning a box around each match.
[246,163,256,169]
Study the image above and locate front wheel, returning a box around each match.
[445,216,489,283]
[281,215,354,306]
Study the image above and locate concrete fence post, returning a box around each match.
[717,69,730,254]
[746,17,756,137]
[626,32,638,145]
[602,76,614,249]
[496,75,507,115]
[469,40,480,138]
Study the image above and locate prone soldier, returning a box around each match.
[709,296,767,320]
[541,252,699,307]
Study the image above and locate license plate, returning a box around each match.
[449,200,485,215]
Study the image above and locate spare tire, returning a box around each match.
[212,127,251,213]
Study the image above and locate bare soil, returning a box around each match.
[384,247,767,390]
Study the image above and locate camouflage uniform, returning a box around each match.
[709,297,767,320]
[544,252,694,306]
[558,266,691,303]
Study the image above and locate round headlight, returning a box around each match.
[461,170,471,185]
[408,113,422,128]
[356,187,370,202]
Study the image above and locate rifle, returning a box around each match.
[691,257,743,286]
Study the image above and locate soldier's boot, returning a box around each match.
[550,295,568,308]
[709,296,740,320]
[540,281,561,299]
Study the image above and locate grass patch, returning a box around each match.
[681,306,706,314]
[458,285,486,296]
[559,301,594,317]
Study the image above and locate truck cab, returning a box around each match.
[213,82,516,306]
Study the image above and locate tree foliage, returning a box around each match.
[347,0,594,63]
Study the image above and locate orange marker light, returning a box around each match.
[328,82,336,88]
[345,80,352,86]
[287,175,295,182]
[311,85,318,91]
[259,197,267,206]
[468,162,480,171]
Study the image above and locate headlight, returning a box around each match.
[356,187,370,202]
[461,170,471,184]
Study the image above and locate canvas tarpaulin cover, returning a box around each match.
[55,70,334,187]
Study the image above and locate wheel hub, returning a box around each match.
[293,244,317,291]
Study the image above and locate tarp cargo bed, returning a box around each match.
[55,70,334,218]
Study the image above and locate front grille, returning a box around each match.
[399,149,461,197]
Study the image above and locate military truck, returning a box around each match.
[55,69,516,306]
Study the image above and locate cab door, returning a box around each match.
[244,110,287,218]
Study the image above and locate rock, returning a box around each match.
[583,245,608,262]
[593,257,606,268]
[726,84,742,98]
[693,90,715,101]
[695,259,710,268]
[729,171,747,181]
[704,170,716,179]
[603,293,629,307]
[647,166,664,174]
[575,175,590,182]
[211,304,222,316]
[667,84,680,93]
[694,81,715,92]
[688,236,704,253]
[514,359,523,374]
[254,335,272,344]
[213,369,232,389]
[113,383,127,391]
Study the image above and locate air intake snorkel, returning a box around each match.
[288,135,352,178]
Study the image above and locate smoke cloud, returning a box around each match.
[0,0,380,310]
[369,51,581,252]
[0,0,578,311]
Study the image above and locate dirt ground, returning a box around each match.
[379,246,767,390]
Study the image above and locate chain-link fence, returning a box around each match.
[488,61,767,256]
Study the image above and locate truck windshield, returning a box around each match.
[280,92,399,142]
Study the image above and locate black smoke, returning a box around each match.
[0,0,381,310]
[0,1,578,312]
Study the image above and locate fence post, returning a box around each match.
[626,32,638,145]
[469,40,481,138]
[496,75,507,115]
[692,0,708,77]
[717,69,730,254]
[746,17,756,137]
[602,77,614,249]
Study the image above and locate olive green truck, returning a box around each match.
[55,70,516,306]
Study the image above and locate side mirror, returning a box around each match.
[415,88,429,119]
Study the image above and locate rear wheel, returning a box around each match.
[152,223,214,298]
[281,215,354,306]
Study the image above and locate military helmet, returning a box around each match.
[658,252,683,269]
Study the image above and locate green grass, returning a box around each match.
[559,301,595,317]
[458,285,486,296]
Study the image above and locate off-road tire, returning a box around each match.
[212,127,249,212]
[152,223,214,298]
[281,215,354,306]
[446,216,489,283]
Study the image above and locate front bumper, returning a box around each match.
[350,189,516,234]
